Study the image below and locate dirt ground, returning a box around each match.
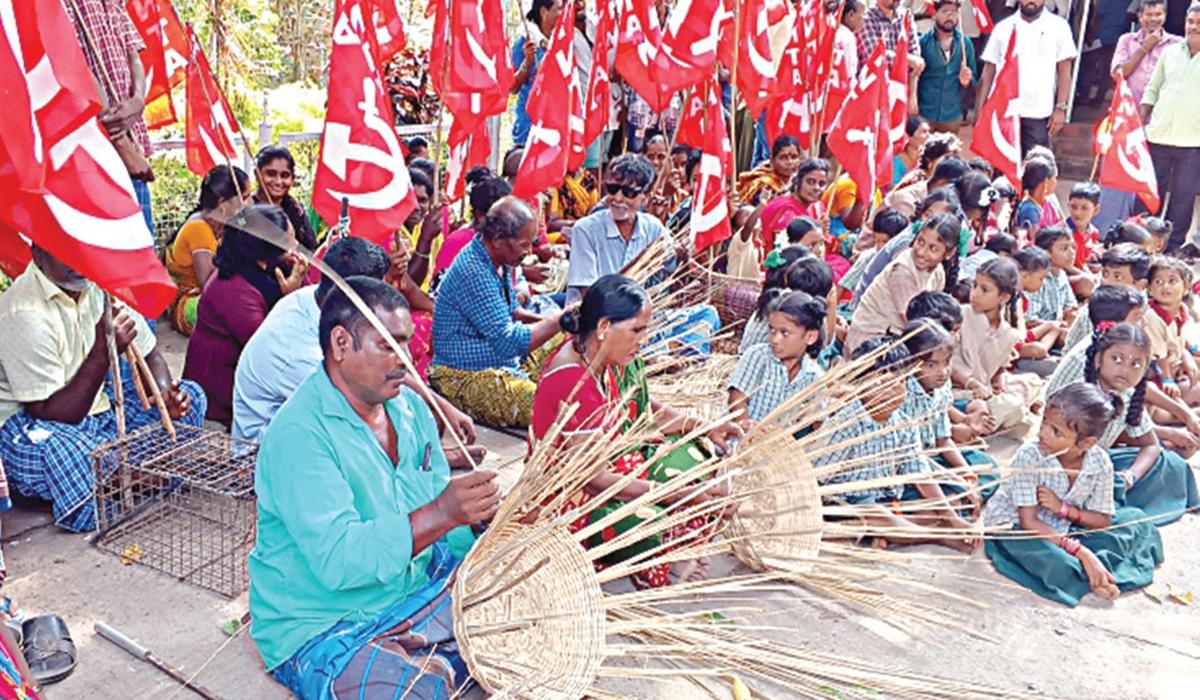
[6,319,1199,700]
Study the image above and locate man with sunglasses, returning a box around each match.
[566,154,720,355]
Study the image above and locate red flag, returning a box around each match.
[428,0,449,94]
[513,0,578,199]
[1099,75,1160,212]
[766,11,810,150]
[0,0,175,315]
[828,44,888,206]
[371,0,407,63]
[185,28,241,177]
[887,16,911,153]
[734,0,778,118]
[125,0,176,128]
[313,0,417,241]
[445,120,491,203]
[971,33,1020,188]
[675,89,707,149]
[822,20,854,134]
[653,0,723,96]
[435,0,514,139]
[582,0,617,147]
[691,81,732,252]
[971,0,994,34]
[614,0,667,113]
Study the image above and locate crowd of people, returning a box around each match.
[0,0,1198,696]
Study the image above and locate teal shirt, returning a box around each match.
[248,368,474,670]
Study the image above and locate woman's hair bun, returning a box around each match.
[560,306,583,335]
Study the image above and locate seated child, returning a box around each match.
[1014,247,1058,351]
[1063,243,1151,353]
[815,337,978,551]
[1027,227,1080,325]
[1044,322,1200,526]
[1101,220,1153,254]
[899,319,992,514]
[852,188,963,307]
[908,291,996,442]
[787,216,850,285]
[846,212,961,354]
[953,258,1039,431]
[1143,217,1172,256]
[1025,146,1065,228]
[740,248,832,352]
[1144,256,1200,419]
[728,291,826,427]
[1065,182,1101,300]
[838,207,910,302]
[958,233,1016,294]
[983,383,1163,607]
[1013,158,1058,241]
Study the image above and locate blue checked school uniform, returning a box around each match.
[983,441,1163,607]
[900,377,953,450]
[728,346,824,422]
[738,315,769,353]
[815,398,930,504]
[1043,344,1200,525]
[1025,268,1076,322]
[0,360,205,532]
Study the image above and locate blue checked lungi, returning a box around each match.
[271,543,469,700]
[0,359,205,532]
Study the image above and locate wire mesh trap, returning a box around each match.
[90,424,258,598]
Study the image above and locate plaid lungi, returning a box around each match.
[271,544,469,700]
[0,359,205,532]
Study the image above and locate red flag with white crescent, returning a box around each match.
[766,10,810,150]
[674,89,707,150]
[971,0,994,34]
[582,0,616,147]
[370,0,407,63]
[313,0,416,242]
[887,16,911,153]
[691,81,732,252]
[125,0,176,128]
[445,120,492,203]
[971,33,1020,188]
[184,28,241,177]
[734,0,778,118]
[653,0,724,96]
[828,44,888,206]
[0,0,175,315]
[614,0,668,113]
[1099,74,1160,212]
[442,0,514,138]
[513,0,578,199]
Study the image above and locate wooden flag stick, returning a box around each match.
[128,344,177,441]
[103,296,126,439]
[729,0,741,192]
[125,347,151,410]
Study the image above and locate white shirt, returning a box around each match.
[231,286,322,442]
[981,10,1078,119]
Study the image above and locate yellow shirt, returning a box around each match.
[404,222,442,292]
[823,175,882,217]
[0,264,156,425]
[166,219,218,291]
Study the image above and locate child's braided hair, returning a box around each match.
[1083,322,1150,428]
[977,257,1021,327]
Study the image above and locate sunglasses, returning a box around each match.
[604,182,645,198]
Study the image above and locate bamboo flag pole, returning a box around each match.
[103,296,126,439]
[812,0,848,158]
[430,0,453,207]
[728,0,741,193]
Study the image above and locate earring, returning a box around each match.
[598,333,606,342]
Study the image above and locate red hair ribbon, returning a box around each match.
[1096,321,1116,333]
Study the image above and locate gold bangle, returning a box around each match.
[413,250,430,260]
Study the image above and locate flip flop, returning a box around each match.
[21,614,76,685]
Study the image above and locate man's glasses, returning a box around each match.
[604,182,645,198]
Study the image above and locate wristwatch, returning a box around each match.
[1054,102,1069,111]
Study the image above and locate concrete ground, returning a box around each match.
[6,324,1199,700]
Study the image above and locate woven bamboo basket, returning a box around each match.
[452,521,606,699]
[725,443,824,574]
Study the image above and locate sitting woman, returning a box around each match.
[183,204,308,426]
[252,145,318,251]
[735,135,802,207]
[756,158,830,254]
[531,275,741,588]
[892,116,931,188]
[165,165,249,335]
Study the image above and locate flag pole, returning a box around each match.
[187,23,247,202]
[431,2,453,207]
[729,0,740,193]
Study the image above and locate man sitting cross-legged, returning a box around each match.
[231,237,479,466]
[249,277,501,699]
[0,246,205,532]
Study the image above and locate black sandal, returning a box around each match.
[22,614,77,685]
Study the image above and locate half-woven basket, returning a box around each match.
[452,520,606,699]
[726,441,824,573]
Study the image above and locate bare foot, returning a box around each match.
[671,556,712,583]
[445,444,487,469]
[868,537,889,550]
[1093,573,1121,600]
[940,537,980,554]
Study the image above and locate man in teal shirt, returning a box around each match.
[917,0,978,134]
[249,277,501,699]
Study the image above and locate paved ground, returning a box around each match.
[6,323,1199,699]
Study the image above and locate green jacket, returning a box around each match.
[917,27,978,122]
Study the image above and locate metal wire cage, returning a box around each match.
[90,424,258,598]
